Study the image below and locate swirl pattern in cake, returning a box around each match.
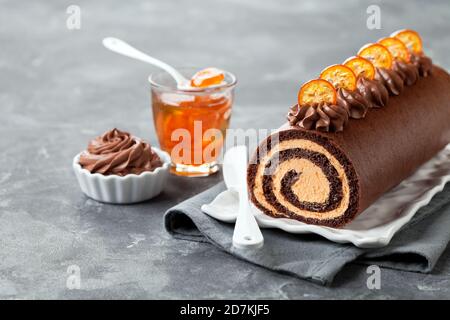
[247,130,358,227]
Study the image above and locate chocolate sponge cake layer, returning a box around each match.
[248,66,450,227]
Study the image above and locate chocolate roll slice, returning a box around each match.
[248,66,450,228]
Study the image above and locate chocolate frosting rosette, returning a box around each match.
[73,129,170,204]
[392,29,433,77]
[358,43,405,96]
[320,64,370,119]
[288,79,348,132]
[79,128,162,176]
[343,55,389,109]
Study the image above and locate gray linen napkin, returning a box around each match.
[164,182,450,286]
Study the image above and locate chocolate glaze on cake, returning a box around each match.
[249,66,450,227]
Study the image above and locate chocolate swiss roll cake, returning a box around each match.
[247,30,450,228]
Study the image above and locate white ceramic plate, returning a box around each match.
[201,145,450,248]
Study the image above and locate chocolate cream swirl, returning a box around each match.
[375,67,404,96]
[79,128,163,176]
[288,103,349,133]
[411,53,433,77]
[393,60,419,86]
[336,87,370,119]
[356,77,389,109]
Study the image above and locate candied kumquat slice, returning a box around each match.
[391,29,423,54]
[190,67,225,88]
[343,56,375,80]
[378,37,410,62]
[358,43,393,69]
[319,64,357,91]
[298,79,337,106]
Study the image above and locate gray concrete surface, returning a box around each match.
[1,0,450,299]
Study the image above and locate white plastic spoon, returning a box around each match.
[223,146,264,249]
[102,37,191,89]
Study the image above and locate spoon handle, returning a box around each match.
[233,190,264,249]
[232,146,264,250]
[102,37,188,86]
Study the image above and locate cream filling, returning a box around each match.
[273,159,330,203]
[253,139,351,220]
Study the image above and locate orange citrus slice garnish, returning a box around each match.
[378,37,410,62]
[343,56,375,80]
[191,67,225,88]
[391,29,423,54]
[298,79,337,106]
[319,64,357,91]
[358,43,393,69]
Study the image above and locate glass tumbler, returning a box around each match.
[149,68,236,177]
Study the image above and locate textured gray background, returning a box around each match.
[1,0,450,299]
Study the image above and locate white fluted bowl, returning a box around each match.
[73,148,171,204]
